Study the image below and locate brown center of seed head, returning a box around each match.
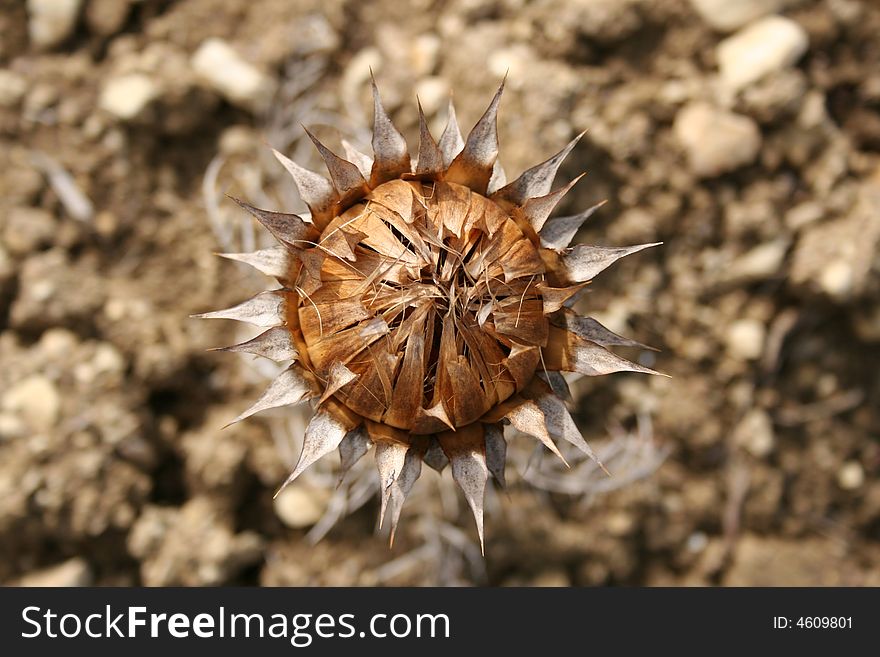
[298,179,549,434]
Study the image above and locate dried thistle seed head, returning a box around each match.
[197,80,664,551]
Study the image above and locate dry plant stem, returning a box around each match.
[196,79,663,551]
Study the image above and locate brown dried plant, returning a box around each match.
[196,79,663,551]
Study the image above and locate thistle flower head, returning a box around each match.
[197,79,662,551]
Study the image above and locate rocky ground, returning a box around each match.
[1,0,878,586]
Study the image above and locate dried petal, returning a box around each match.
[536,282,588,314]
[487,160,506,194]
[538,370,572,401]
[319,361,358,403]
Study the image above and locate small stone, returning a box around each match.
[733,408,775,457]
[0,69,27,107]
[718,16,809,91]
[818,260,853,298]
[723,239,789,285]
[273,482,330,528]
[837,461,864,490]
[191,38,277,112]
[488,45,532,80]
[3,206,56,255]
[11,249,105,331]
[27,0,83,50]
[726,318,766,361]
[73,342,125,384]
[790,183,880,301]
[15,558,93,587]
[410,34,440,76]
[85,0,133,36]
[577,0,643,43]
[99,73,158,121]
[39,327,80,358]
[218,125,257,156]
[689,0,788,32]
[785,201,824,232]
[129,498,264,586]
[0,412,27,440]
[606,511,635,537]
[674,102,761,177]
[686,531,709,553]
[2,375,61,431]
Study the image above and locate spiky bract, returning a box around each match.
[196,79,662,551]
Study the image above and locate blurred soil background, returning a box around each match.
[1,0,879,586]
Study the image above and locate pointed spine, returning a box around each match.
[213,326,298,361]
[192,290,289,327]
[338,427,372,484]
[341,139,373,179]
[438,97,464,167]
[444,79,505,194]
[560,242,662,283]
[543,327,667,377]
[369,77,411,186]
[388,437,428,546]
[439,424,489,554]
[519,173,585,233]
[539,201,606,251]
[374,440,409,530]
[271,148,337,217]
[276,406,355,496]
[217,246,294,281]
[483,423,507,488]
[304,127,369,205]
[503,399,568,466]
[494,130,586,205]
[226,365,317,427]
[551,308,655,350]
[415,99,444,176]
[230,197,315,246]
